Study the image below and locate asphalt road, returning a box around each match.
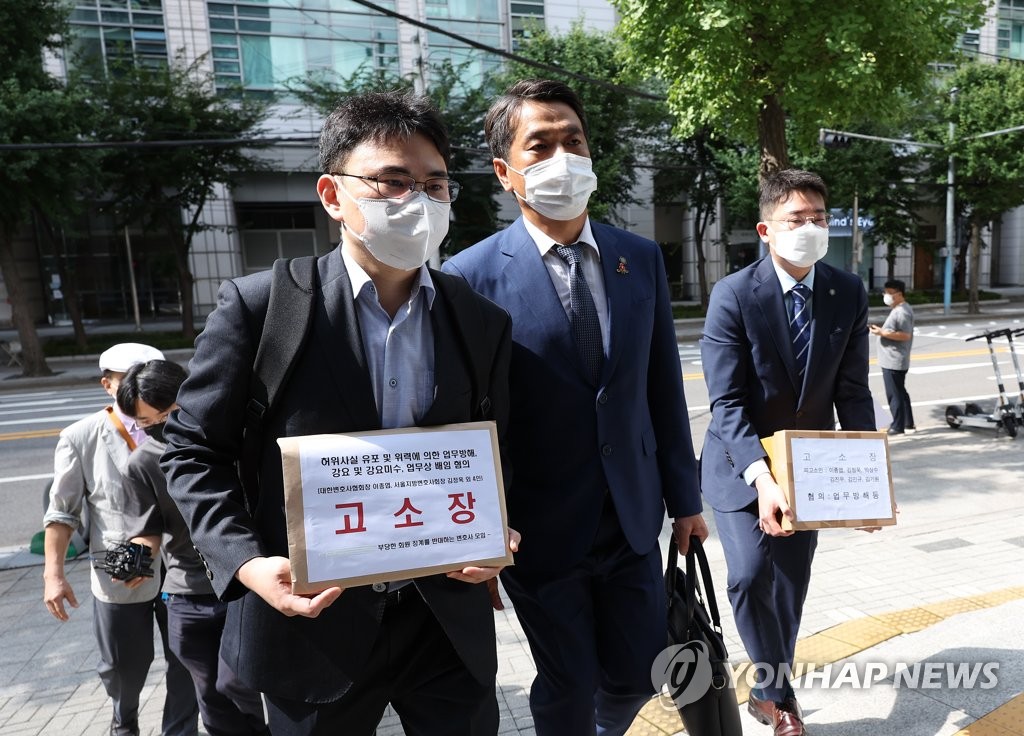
[3,313,1024,550]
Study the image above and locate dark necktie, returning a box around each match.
[790,282,811,377]
[554,243,604,384]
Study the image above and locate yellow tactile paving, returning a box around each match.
[625,584,1024,734]
[921,596,986,619]
[975,587,1024,608]
[808,615,902,649]
[873,606,945,634]
[954,692,1024,735]
[629,698,683,734]
[793,632,863,667]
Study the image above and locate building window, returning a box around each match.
[510,0,544,49]
[206,1,400,92]
[237,205,325,272]
[66,0,168,74]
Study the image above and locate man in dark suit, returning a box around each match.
[162,91,516,736]
[443,79,707,736]
[700,169,875,736]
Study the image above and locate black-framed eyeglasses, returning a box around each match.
[136,408,171,429]
[768,215,830,229]
[335,172,461,203]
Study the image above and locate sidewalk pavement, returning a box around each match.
[4,427,1024,734]
[3,302,1024,734]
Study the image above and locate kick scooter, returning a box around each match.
[944,328,1018,437]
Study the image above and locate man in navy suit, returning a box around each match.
[700,169,875,736]
[444,79,707,736]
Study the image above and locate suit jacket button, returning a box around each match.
[597,391,609,405]
[601,444,613,456]
[372,582,387,593]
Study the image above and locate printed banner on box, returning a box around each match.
[762,429,897,530]
[278,421,511,593]
[789,436,891,522]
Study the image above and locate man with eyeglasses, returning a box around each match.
[161,91,516,735]
[700,169,874,735]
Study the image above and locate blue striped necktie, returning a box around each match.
[554,243,604,384]
[790,282,811,377]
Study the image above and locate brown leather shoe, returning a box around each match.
[746,695,807,735]
[747,693,776,725]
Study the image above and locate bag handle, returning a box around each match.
[668,535,726,635]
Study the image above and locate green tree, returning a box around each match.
[0,0,92,376]
[802,123,925,283]
[289,60,501,256]
[494,21,670,224]
[94,57,270,338]
[942,63,1024,313]
[653,128,748,307]
[612,0,986,177]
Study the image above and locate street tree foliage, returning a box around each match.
[289,60,501,255]
[940,63,1024,313]
[93,57,270,338]
[611,0,987,177]
[0,0,89,376]
[653,128,749,306]
[493,22,669,225]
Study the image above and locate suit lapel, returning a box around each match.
[420,289,467,426]
[751,257,802,394]
[804,263,838,395]
[314,250,380,429]
[500,220,580,375]
[594,224,626,384]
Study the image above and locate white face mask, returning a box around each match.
[771,222,829,268]
[338,182,450,271]
[883,293,895,307]
[504,153,598,221]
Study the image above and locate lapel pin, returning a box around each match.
[829,288,835,296]
[616,257,629,275]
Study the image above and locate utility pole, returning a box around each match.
[943,88,958,316]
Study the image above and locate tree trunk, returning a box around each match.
[968,218,982,315]
[887,248,896,282]
[0,235,52,377]
[691,193,713,310]
[757,94,790,178]
[33,208,87,350]
[174,240,196,339]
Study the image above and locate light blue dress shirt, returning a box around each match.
[342,250,436,429]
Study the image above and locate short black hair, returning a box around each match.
[884,279,906,295]
[116,360,188,417]
[759,169,829,220]
[484,78,590,161]
[318,90,450,173]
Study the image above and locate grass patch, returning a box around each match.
[43,331,196,359]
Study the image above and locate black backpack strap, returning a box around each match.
[432,270,492,420]
[239,256,318,511]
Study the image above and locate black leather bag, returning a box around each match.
[664,535,742,735]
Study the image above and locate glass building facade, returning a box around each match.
[66,0,169,73]
[206,1,400,92]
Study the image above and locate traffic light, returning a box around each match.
[818,130,852,148]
